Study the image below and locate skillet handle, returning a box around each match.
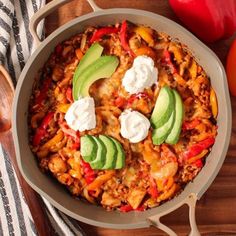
[147,193,200,236]
[29,0,102,46]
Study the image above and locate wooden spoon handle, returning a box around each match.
[1,131,55,236]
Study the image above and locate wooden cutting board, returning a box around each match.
[45,0,236,235]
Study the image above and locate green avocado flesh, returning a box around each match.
[80,135,97,162]
[80,135,125,170]
[150,86,175,129]
[166,90,184,144]
[151,87,184,145]
[72,43,104,100]
[99,135,117,169]
[89,136,106,169]
[74,56,119,99]
[110,137,125,169]
[152,109,175,145]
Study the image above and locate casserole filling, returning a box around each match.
[28,21,218,211]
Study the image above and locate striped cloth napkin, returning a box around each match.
[0,0,85,235]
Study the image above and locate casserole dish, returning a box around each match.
[12,0,232,235]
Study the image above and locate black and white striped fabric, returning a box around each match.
[0,1,85,235]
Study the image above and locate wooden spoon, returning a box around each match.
[0,65,55,236]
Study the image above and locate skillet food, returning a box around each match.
[28,21,218,212]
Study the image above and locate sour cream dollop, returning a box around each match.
[65,97,96,132]
[122,55,158,94]
[119,109,150,143]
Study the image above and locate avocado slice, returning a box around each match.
[152,109,175,145]
[110,137,125,169]
[166,90,184,144]
[72,43,104,100]
[89,136,106,169]
[74,56,119,99]
[80,135,97,162]
[99,135,117,169]
[150,86,175,129]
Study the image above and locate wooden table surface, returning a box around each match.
[45,0,236,235]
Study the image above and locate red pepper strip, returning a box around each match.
[33,112,54,146]
[194,159,203,168]
[120,204,133,212]
[120,204,145,212]
[120,20,135,57]
[183,137,215,160]
[127,92,151,105]
[90,27,119,43]
[136,205,145,211]
[35,78,51,106]
[148,177,159,199]
[66,87,73,103]
[182,119,200,131]
[162,50,177,74]
[81,160,96,184]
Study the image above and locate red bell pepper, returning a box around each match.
[35,78,51,106]
[33,112,54,146]
[120,204,145,212]
[183,137,215,160]
[148,177,159,199]
[162,50,177,74]
[182,119,200,131]
[194,159,203,168]
[90,27,119,43]
[169,0,236,43]
[120,20,135,57]
[226,39,236,96]
[80,160,96,184]
[120,204,133,212]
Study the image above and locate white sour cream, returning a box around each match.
[122,55,158,94]
[65,97,96,132]
[119,109,150,143]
